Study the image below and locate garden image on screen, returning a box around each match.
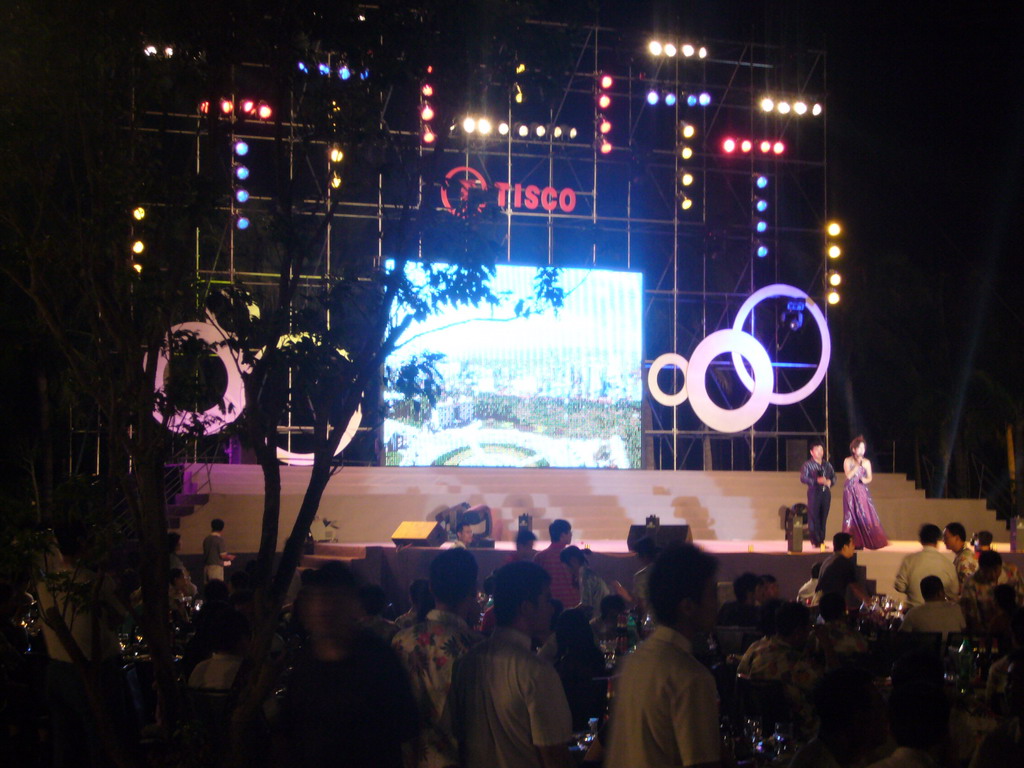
[384,264,642,468]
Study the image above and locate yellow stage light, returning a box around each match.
[828,270,841,287]
[133,263,143,273]
[329,146,344,163]
[827,221,842,237]
[828,245,841,259]
[681,123,695,139]
[681,197,693,210]
[330,174,342,189]
[680,146,693,160]
[760,97,774,112]
[681,173,694,187]
[827,290,840,305]
[648,41,663,56]
[131,240,145,254]
[477,118,492,135]
[132,206,146,221]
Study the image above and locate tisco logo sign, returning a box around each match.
[441,166,577,216]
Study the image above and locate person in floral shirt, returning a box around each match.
[392,549,482,768]
[961,550,1024,634]
[944,522,979,587]
[746,602,828,738]
[813,592,868,658]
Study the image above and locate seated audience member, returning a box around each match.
[559,546,610,617]
[943,522,978,586]
[591,594,627,645]
[450,561,573,768]
[168,532,197,596]
[736,599,784,674]
[974,530,994,556]
[790,666,888,768]
[606,544,722,768]
[717,572,762,626]
[552,608,607,731]
[815,533,869,606]
[988,583,1018,647]
[899,575,967,641]
[746,602,826,738]
[282,563,419,768]
[815,592,868,657]
[971,649,1024,767]
[986,608,1024,711]
[961,550,1024,633]
[796,562,822,604]
[188,609,250,690]
[359,583,398,642]
[181,579,232,675]
[392,547,482,768]
[507,528,537,564]
[169,568,194,623]
[755,574,780,605]
[630,536,660,618]
[893,524,958,606]
[395,578,434,629]
[866,681,949,768]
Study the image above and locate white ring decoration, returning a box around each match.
[731,283,831,406]
[647,353,690,407]
[150,321,247,435]
[686,329,774,433]
[276,406,363,466]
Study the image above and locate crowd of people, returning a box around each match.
[3,514,1024,768]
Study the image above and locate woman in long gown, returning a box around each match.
[842,435,888,549]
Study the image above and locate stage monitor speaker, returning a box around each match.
[392,521,446,548]
[627,524,692,551]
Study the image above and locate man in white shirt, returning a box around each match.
[894,524,958,606]
[188,609,250,690]
[899,576,966,641]
[606,544,722,768]
[450,561,573,768]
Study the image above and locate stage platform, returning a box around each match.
[172,464,1008,607]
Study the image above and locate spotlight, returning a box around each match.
[773,141,785,154]
[665,92,677,106]
[234,140,249,156]
[257,103,272,119]
[133,263,143,273]
[598,94,611,109]
[600,140,613,154]
[681,196,693,210]
[477,118,492,135]
[760,97,774,112]
[680,146,693,159]
[421,104,435,121]
[682,44,695,57]
[535,124,546,137]
[756,175,769,189]
[756,244,769,258]
[600,74,613,89]
[515,85,524,104]
[648,41,663,56]
[599,119,612,134]
[516,63,526,74]
[297,62,308,73]
[827,290,840,305]
[240,99,256,115]
[828,245,841,258]
[755,220,768,233]
[422,84,433,97]
[318,63,330,76]
[360,69,369,80]
[681,173,694,186]
[812,103,823,116]
[143,45,158,57]
[740,139,752,153]
[235,165,249,180]
[339,65,352,80]
[330,174,342,189]
[755,198,768,212]
[681,123,695,139]
[517,124,529,138]
[236,216,250,230]
[164,47,174,58]
[794,101,808,115]
[498,122,510,136]
[423,129,436,144]
[827,221,842,236]
[698,92,711,107]
[220,99,234,115]
[235,189,250,203]
[199,101,209,114]
[462,117,476,133]
[131,240,145,254]
[828,270,842,287]
[698,46,708,58]
[759,140,771,153]
[132,207,146,221]
[553,125,563,138]
[646,90,660,106]
[329,146,344,163]
[568,127,578,139]
[686,94,698,107]
[664,43,677,57]
[777,101,791,114]
[782,306,805,331]
[722,138,736,153]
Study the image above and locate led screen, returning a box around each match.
[384,264,642,468]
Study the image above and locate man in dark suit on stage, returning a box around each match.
[800,438,836,548]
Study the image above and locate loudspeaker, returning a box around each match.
[627,524,692,550]
[391,521,446,547]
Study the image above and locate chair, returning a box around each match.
[736,675,792,729]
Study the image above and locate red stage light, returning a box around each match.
[773,141,785,154]
[740,139,752,153]
[427,65,433,74]
[600,75,613,89]
[760,140,771,153]
[722,138,736,153]
[423,129,436,144]
[199,101,210,114]
[598,94,611,109]
[241,99,256,115]
[220,99,234,115]
[421,105,434,121]
[599,119,612,134]
[422,84,433,97]
[257,102,273,119]
[600,140,612,154]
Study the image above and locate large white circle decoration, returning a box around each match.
[731,283,831,406]
[275,406,362,466]
[150,321,247,435]
[647,353,690,407]
[685,329,775,433]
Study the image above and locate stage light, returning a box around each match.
[329,146,344,163]
[598,94,611,109]
[827,290,840,305]
[297,62,308,73]
[164,47,174,57]
[648,41,663,56]
[698,46,708,58]
[827,221,842,236]
[812,103,823,116]
[199,101,210,114]
[360,69,369,80]
[664,43,677,57]
[756,244,769,258]
[235,189,249,203]
[722,138,736,153]
[422,84,433,97]
[759,140,771,153]
[681,123,695,139]
[828,270,842,287]
[477,118,492,135]
[220,99,234,115]
[423,129,436,144]
[568,127,578,139]
[133,263,143,273]
[553,125,563,138]
[132,240,145,254]
[462,117,476,133]
[740,139,752,153]
[686,94,698,107]
[234,140,249,156]
[755,220,768,233]
[535,124,546,137]
[240,99,255,115]
[681,197,693,210]
[760,97,774,112]
[777,101,791,115]
[681,173,694,186]
[515,85,524,104]
[420,104,434,121]
[144,45,158,57]
[698,92,711,106]
[318,63,330,76]
[235,165,249,180]
[600,140,612,154]
[665,92,677,106]
[680,146,693,159]
[599,119,611,134]
[600,74,613,89]
[517,124,529,138]
[498,122,509,136]
[257,103,272,120]
[339,65,352,80]
[330,174,342,189]
[828,245,841,258]
[756,175,769,189]
[236,216,250,230]
[682,44,695,57]
[132,207,146,221]
[755,198,768,212]
[794,101,808,115]
[647,90,660,106]
[773,141,785,154]
[516,63,526,74]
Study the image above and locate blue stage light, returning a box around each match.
[664,92,677,106]
[236,216,250,230]
[338,65,351,80]
[646,90,660,106]
[297,62,308,74]
[755,220,768,233]
[699,92,711,106]
[755,198,768,212]
[235,189,249,203]
[755,175,769,189]
[235,165,249,180]
[317,63,330,76]
[686,94,698,107]
[360,69,369,80]
[233,140,249,156]
[756,244,769,258]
